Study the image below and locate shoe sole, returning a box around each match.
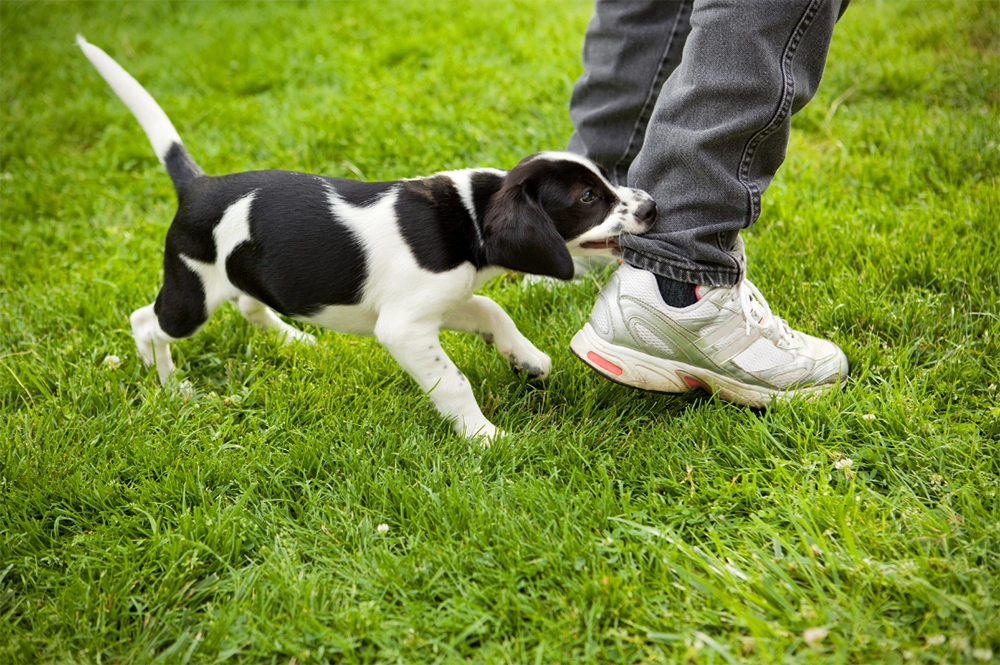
[570,322,844,408]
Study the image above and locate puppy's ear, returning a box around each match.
[482,182,575,280]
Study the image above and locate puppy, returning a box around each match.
[77,36,656,440]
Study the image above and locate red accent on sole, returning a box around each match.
[587,351,623,376]
[681,374,711,392]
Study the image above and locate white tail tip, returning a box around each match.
[76,34,182,163]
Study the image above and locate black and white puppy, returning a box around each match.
[78,36,656,440]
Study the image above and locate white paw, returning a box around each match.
[457,418,501,443]
[477,428,507,448]
[284,328,316,345]
[505,344,552,380]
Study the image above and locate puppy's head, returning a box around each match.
[482,152,656,280]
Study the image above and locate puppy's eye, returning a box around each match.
[580,190,596,203]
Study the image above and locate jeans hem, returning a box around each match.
[621,249,743,288]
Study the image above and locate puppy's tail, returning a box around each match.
[77,35,204,194]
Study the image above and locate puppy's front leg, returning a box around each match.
[375,310,498,441]
[443,295,552,379]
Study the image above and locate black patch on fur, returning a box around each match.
[483,186,575,280]
[527,160,619,241]
[164,170,392,318]
[154,250,207,338]
[228,172,387,315]
[164,142,205,195]
[481,156,620,280]
[471,171,505,224]
[395,175,488,272]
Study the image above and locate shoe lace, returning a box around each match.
[734,279,794,344]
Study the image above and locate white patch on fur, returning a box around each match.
[608,186,653,234]
[300,185,487,334]
[529,151,615,189]
[613,185,649,215]
[130,303,178,384]
[436,168,506,247]
[179,192,255,311]
[213,191,255,257]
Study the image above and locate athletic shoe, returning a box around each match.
[570,263,848,406]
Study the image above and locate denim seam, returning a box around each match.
[736,0,823,229]
[609,0,691,185]
[622,248,741,287]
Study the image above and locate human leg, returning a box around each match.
[568,0,851,403]
[567,1,692,187]
[619,0,851,286]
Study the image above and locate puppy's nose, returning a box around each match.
[636,199,657,227]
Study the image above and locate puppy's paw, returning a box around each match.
[477,428,507,448]
[284,329,316,345]
[475,426,508,448]
[457,418,503,445]
[508,347,552,380]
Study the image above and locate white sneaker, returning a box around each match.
[570,264,848,407]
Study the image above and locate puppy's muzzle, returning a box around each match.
[635,198,657,231]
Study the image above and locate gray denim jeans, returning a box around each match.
[568,0,848,286]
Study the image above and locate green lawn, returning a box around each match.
[1,1,997,663]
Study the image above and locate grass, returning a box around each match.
[1,0,997,662]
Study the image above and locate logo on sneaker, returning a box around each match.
[586,351,622,376]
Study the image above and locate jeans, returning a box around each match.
[568,0,849,287]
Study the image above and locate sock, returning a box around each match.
[655,274,698,308]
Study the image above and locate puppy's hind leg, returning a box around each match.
[236,295,315,344]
